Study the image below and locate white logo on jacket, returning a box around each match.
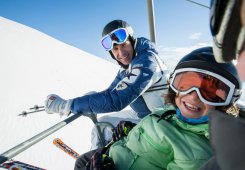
[116,67,141,91]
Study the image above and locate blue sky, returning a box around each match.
[0,0,211,61]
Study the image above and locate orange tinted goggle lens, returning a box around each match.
[173,72,230,102]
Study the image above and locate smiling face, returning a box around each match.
[111,40,134,65]
[175,91,215,119]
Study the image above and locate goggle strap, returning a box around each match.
[232,89,243,102]
[228,89,242,104]
[234,89,242,96]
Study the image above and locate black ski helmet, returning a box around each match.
[102,19,134,40]
[102,20,135,68]
[210,0,245,62]
[173,46,242,104]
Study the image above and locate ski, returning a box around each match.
[0,159,46,170]
[53,138,80,159]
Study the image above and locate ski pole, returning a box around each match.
[18,109,45,116]
[29,105,44,110]
[18,105,45,117]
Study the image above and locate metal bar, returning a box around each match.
[87,113,107,147]
[147,0,157,44]
[0,113,83,164]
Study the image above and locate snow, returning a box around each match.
[0,16,119,169]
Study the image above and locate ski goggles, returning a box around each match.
[101,28,129,51]
[170,68,238,106]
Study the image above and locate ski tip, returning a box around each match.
[53,138,62,145]
[52,138,80,159]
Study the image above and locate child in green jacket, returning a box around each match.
[75,47,242,170]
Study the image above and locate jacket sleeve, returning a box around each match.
[71,46,161,114]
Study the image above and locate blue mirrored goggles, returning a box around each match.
[101,28,129,51]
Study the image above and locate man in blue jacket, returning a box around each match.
[44,19,169,149]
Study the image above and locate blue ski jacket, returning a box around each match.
[71,37,169,118]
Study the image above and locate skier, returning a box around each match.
[200,0,245,169]
[74,47,242,170]
[44,19,169,149]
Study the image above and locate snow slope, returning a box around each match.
[0,17,119,169]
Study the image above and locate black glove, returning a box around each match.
[89,148,115,170]
[112,121,136,142]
